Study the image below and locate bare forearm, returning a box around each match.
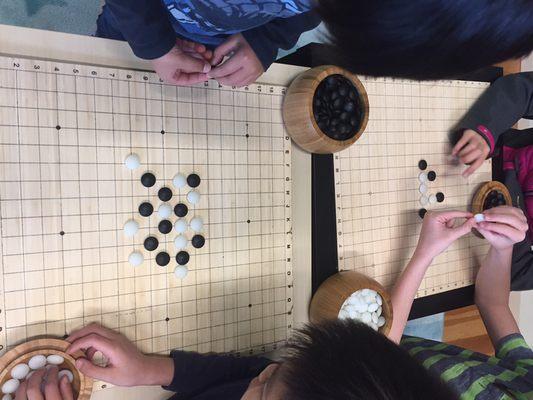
[143,356,175,387]
[389,250,433,343]
[475,247,512,307]
[475,247,519,346]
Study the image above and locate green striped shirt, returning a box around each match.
[401,334,533,400]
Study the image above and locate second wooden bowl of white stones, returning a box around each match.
[309,271,393,336]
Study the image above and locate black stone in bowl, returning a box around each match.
[313,74,364,141]
[483,190,507,210]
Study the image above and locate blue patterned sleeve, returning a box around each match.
[242,10,321,70]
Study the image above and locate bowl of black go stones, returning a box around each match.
[283,65,369,154]
[471,181,512,238]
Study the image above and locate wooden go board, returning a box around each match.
[0,56,293,362]
[334,77,492,298]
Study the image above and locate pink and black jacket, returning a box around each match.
[453,72,533,291]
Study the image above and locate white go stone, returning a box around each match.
[189,216,204,232]
[377,316,386,327]
[419,184,428,194]
[338,309,350,320]
[2,394,13,400]
[361,289,370,297]
[173,173,187,189]
[174,219,188,234]
[361,312,372,324]
[158,204,173,219]
[376,294,383,306]
[377,306,382,317]
[187,190,200,205]
[370,323,379,331]
[174,235,188,249]
[47,355,64,365]
[128,251,144,267]
[429,194,437,204]
[123,219,139,237]
[372,312,379,324]
[474,213,485,223]
[368,303,379,313]
[420,196,429,206]
[418,172,428,183]
[174,265,189,279]
[1,380,19,395]
[58,370,74,383]
[11,364,30,380]
[28,355,47,370]
[124,153,140,170]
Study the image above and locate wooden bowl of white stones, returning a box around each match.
[0,339,93,400]
[309,271,393,336]
[282,65,369,154]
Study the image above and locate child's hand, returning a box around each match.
[15,365,73,400]
[451,129,490,178]
[476,206,528,250]
[209,33,264,87]
[415,210,476,260]
[67,323,174,387]
[152,39,212,85]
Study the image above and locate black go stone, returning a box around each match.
[158,187,173,202]
[187,173,201,188]
[418,160,428,171]
[436,192,445,203]
[138,202,153,217]
[483,190,506,210]
[174,203,188,217]
[176,251,190,265]
[313,74,364,142]
[192,234,205,249]
[144,236,159,251]
[418,208,427,219]
[156,252,170,267]
[158,220,172,234]
[427,171,436,181]
[141,172,156,188]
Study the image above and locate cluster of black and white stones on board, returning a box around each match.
[313,74,364,141]
[417,160,445,219]
[122,153,205,280]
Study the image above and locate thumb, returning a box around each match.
[76,358,113,382]
[176,52,211,74]
[212,36,239,66]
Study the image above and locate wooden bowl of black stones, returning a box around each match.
[282,65,369,154]
[472,181,512,238]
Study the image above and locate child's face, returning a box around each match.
[240,363,284,400]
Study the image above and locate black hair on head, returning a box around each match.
[281,319,458,400]
[317,0,533,80]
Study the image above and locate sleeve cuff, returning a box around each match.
[473,124,496,156]
[130,34,176,60]
[241,31,277,71]
[495,333,528,359]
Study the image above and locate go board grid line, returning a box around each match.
[14,68,28,342]
[0,56,292,360]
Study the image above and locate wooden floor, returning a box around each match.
[444,305,493,355]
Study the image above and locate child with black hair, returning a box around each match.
[316,0,533,80]
[19,207,531,399]
[96,0,320,87]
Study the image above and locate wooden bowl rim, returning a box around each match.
[472,181,512,214]
[305,66,370,147]
[309,270,393,335]
[0,339,92,400]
